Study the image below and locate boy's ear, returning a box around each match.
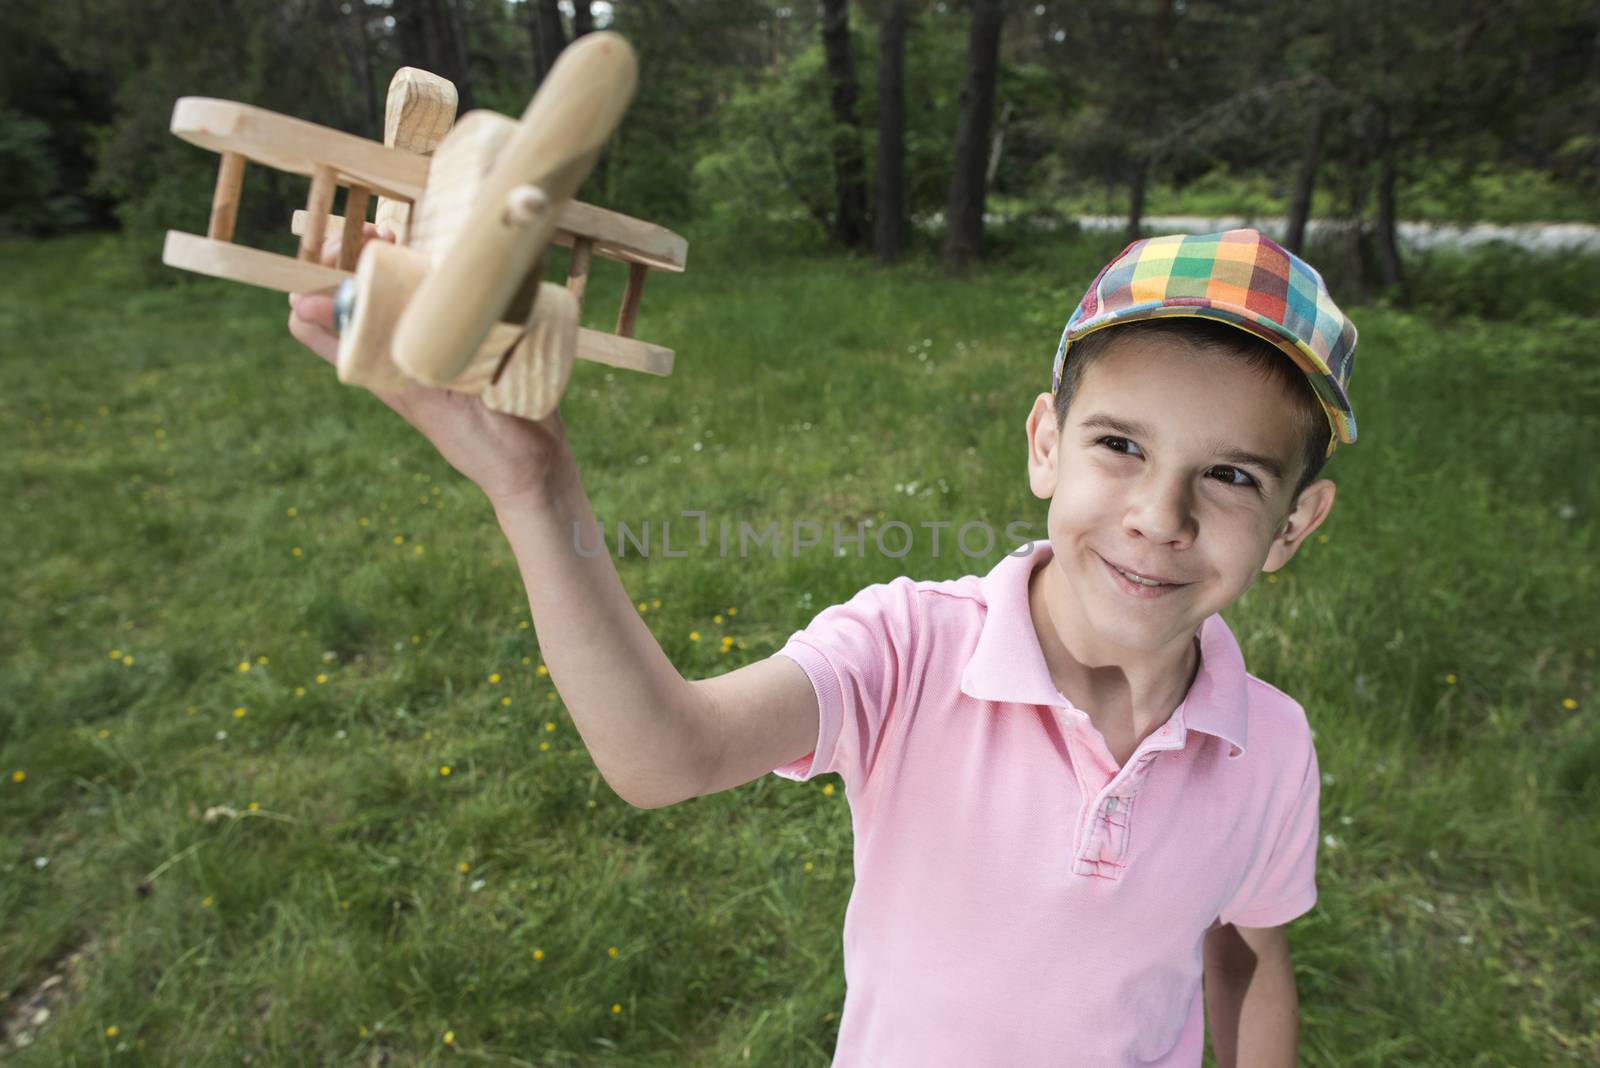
[1263,478,1336,572]
[1026,392,1060,499]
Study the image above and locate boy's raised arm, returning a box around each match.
[493,449,820,809]
[287,226,818,809]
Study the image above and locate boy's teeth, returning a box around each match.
[1116,566,1164,587]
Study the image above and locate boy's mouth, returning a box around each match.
[1095,552,1189,593]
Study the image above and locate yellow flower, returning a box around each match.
[256,655,268,665]
[608,946,618,958]
[234,707,246,718]
[1444,674,1458,685]
[538,741,551,752]
[501,696,512,706]
[489,673,501,684]
[713,615,723,625]
[105,1025,119,1038]
[97,729,110,739]
[611,1004,622,1015]
[532,948,545,961]
[521,656,531,665]
[109,649,121,660]
[358,516,370,527]
[237,661,250,672]
[443,1030,455,1046]
[316,673,329,684]
[727,607,737,616]
[536,665,548,677]
[546,693,556,701]
[637,601,648,612]
[1316,533,1330,543]
[11,770,24,783]
[358,1025,369,1037]
[1266,574,1278,585]
[439,765,452,777]
[294,687,306,697]
[392,535,404,545]
[652,598,662,609]
[803,862,814,873]
[414,545,425,556]
[247,801,259,811]
[822,784,835,796]
[1563,697,1579,710]
[286,506,297,517]
[689,631,700,642]
[458,862,469,874]
[544,722,556,732]
[411,634,421,644]
[201,896,214,908]
[292,547,303,557]
[122,655,134,666]
[518,620,529,630]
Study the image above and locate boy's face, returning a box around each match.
[1025,334,1336,663]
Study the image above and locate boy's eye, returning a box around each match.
[1207,465,1258,489]
[1097,435,1140,456]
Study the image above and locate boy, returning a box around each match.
[288,227,1355,1066]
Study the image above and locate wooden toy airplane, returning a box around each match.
[162,32,685,420]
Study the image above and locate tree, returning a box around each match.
[874,0,910,263]
[393,0,476,110]
[820,0,869,249]
[942,0,1005,272]
[530,0,567,82]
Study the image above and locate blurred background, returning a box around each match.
[3,2,1598,1064]
[4,0,1597,293]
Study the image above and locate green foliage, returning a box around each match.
[1405,242,1600,322]
[0,109,88,236]
[692,15,971,244]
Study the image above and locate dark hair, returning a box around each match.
[1052,318,1332,501]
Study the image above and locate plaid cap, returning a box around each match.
[1051,229,1357,453]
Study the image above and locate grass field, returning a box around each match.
[2,228,1597,1065]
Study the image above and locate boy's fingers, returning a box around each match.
[292,293,337,330]
[287,307,338,367]
[312,223,395,274]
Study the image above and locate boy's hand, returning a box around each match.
[286,223,572,506]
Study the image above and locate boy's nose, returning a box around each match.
[1121,474,1197,548]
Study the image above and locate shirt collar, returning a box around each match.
[959,539,1249,758]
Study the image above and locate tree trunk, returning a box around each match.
[531,0,567,82]
[1126,159,1147,243]
[393,0,474,109]
[986,100,1015,190]
[573,1,594,38]
[874,0,908,265]
[942,0,1004,272]
[1374,109,1406,298]
[1285,105,1325,255]
[821,0,869,249]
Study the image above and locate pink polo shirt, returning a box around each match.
[772,539,1320,1067]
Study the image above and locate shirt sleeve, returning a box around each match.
[769,576,919,793]
[1219,728,1321,929]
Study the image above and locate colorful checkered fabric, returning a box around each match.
[1051,229,1358,449]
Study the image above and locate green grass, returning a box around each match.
[2,229,1597,1065]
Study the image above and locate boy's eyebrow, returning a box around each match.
[1078,413,1284,481]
